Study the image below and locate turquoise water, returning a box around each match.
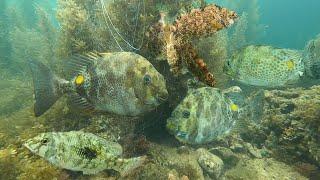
[0,0,320,179]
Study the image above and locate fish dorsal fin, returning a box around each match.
[86,51,103,60]
[68,93,95,112]
[65,52,100,78]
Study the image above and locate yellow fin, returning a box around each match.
[230,103,239,112]
[75,74,85,85]
[286,60,295,70]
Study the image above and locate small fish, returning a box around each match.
[166,87,240,144]
[28,52,168,116]
[224,45,305,87]
[24,131,147,175]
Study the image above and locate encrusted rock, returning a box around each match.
[225,158,307,180]
[196,148,224,179]
[209,147,239,168]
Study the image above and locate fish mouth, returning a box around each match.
[23,142,35,153]
[157,92,169,103]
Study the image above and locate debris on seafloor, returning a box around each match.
[151,4,238,87]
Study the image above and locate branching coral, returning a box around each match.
[154,4,237,87]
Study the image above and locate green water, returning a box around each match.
[0,0,319,179]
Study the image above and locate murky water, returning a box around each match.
[0,0,319,179]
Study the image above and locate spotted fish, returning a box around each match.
[166,87,241,144]
[224,45,305,87]
[23,131,146,175]
[28,52,168,116]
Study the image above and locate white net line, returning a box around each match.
[99,0,146,51]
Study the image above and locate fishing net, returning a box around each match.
[56,0,154,57]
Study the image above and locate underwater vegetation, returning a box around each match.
[1,0,320,179]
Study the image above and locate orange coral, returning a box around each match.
[155,4,237,87]
[175,5,237,39]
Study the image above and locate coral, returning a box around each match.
[154,4,237,87]
[249,85,320,166]
[224,158,307,180]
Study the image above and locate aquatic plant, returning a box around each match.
[0,1,58,78]
[56,0,157,57]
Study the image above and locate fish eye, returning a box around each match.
[41,138,49,144]
[182,110,190,118]
[177,131,187,138]
[143,74,152,85]
[227,60,231,66]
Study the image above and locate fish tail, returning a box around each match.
[115,156,147,177]
[303,39,320,78]
[230,90,265,134]
[28,59,66,117]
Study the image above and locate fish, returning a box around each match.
[166,87,241,144]
[23,131,147,175]
[28,52,168,117]
[224,45,305,87]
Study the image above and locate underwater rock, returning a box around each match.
[224,158,307,180]
[147,143,204,180]
[209,147,240,168]
[166,87,240,144]
[225,45,305,87]
[251,85,320,166]
[196,148,224,179]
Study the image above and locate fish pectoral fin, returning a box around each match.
[68,93,95,112]
[82,169,101,175]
